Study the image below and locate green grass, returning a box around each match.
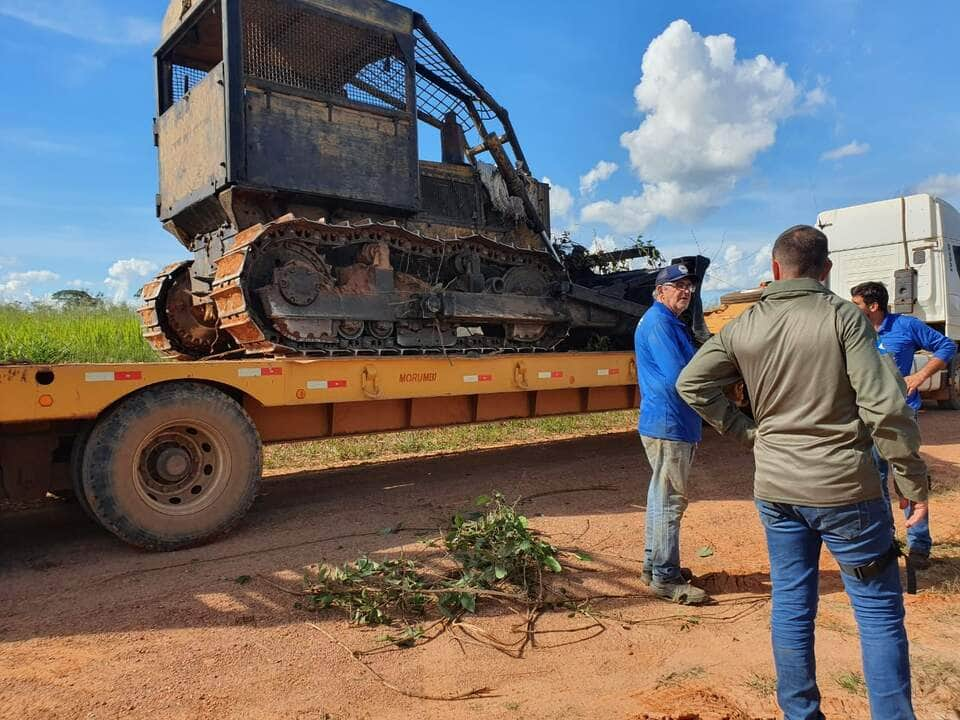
[264,411,636,470]
[0,303,159,364]
[835,671,866,696]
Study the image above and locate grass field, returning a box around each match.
[0,303,159,364]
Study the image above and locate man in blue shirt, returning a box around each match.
[851,281,957,567]
[634,263,707,605]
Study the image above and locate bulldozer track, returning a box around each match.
[142,217,569,359]
[138,261,202,360]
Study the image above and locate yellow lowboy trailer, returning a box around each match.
[0,353,637,550]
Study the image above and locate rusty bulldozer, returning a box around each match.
[142,0,709,358]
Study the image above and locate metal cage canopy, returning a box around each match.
[157,0,530,167]
[241,0,409,112]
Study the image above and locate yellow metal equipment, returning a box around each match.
[0,353,637,550]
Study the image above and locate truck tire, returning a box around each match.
[82,382,262,551]
[70,424,98,523]
[938,359,960,411]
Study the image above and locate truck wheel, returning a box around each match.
[70,425,98,523]
[938,360,960,410]
[82,382,262,551]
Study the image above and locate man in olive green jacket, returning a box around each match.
[676,225,927,720]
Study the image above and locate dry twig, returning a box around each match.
[307,622,493,701]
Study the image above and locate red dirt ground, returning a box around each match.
[2,414,959,720]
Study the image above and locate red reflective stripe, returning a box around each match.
[261,367,282,376]
[327,380,347,388]
[478,374,493,382]
[114,371,142,381]
[551,371,563,378]
[609,368,620,375]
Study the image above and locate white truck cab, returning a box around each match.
[819,194,960,408]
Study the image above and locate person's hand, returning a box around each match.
[904,500,929,528]
[903,372,925,396]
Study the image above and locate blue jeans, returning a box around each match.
[756,499,913,720]
[872,447,932,554]
[641,437,695,584]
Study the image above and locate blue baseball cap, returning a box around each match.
[655,262,696,286]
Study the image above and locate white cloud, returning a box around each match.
[590,234,617,254]
[0,1,158,45]
[911,173,960,201]
[582,19,812,234]
[801,85,829,112]
[0,269,60,302]
[6,270,59,284]
[542,176,575,230]
[820,141,870,162]
[750,243,772,276]
[583,182,731,233]
[104,258,157,303]
[0,128,88,156]
[579,161,619,196]
[67,279,96,289]
[702,243,772,293]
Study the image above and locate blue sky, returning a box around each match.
[1,0,959,304]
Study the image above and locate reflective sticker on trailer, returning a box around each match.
[85,371,143,382]
[237,367,283,378]
[596,368,621,377]
[306,380,347,390]
[537,371,564,379]
[463,374,493,383]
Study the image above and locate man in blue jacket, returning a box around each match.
[851,281,957,568]
[634,263,707,605]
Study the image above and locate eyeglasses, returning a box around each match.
[662,282,696,293]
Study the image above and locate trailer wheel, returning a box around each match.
[70,425,98,523]
[82,382,262,551]
[939,359,960,410]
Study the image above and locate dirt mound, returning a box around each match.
[630,683,761,720]
[696,571,770,596]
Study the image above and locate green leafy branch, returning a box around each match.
[296,493,566,629]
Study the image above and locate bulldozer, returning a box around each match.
[141,0,709,358]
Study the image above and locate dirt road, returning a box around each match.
[2,415,959,720]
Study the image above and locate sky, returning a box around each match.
[1,0,959,305]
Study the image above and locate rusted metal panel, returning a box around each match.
[298,0,414,33]
[533,388,585,417]
[409,395,474,427]
[160,0,218,46]
[157,64,227,220]
[475,391,531,422]
[331,399,409,434]
[418,170,478,226]
[244,88,417,210]
[245,400,332,442]
[586,385,637,412]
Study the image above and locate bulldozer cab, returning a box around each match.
[155,0,549,244]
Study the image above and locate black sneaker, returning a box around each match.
[908,549,931,570]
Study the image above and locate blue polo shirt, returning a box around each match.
[634,301,702,443]
[875,313,956,411]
